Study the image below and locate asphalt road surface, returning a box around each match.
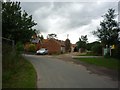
[24,54,118,88]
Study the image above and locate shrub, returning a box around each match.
[28,44,36,52]
[91,44,102,56]
[16,42,24,51]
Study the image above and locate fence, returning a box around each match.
[2,37,15,55]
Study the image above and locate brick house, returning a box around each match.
[41,39,65,54]
[25,33,76,54]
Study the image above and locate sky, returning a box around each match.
[10,0,119,44]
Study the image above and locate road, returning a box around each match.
[24,54,118,88]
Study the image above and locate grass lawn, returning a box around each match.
[75,57,119,70]
[78,54,94,56]
[2,52,37,88]
[78,52,101,56]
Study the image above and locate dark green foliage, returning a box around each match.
[81,35,88,43]
[2,41,36,88]
[2,2,37,86]
[16,42,24,51]
[2,50,36,88]
[74,46,78,52]
[93,8,120,59]
[65,39,71,52]
[28,44,36,52]
[40,35,44,40]
[86,41,100,51]
[91,43,102,56]
[2,2,37,44]
[112,41,120,59]
[38,34,44,41]
[76,35,88,52]
[47,33,57,39]
[93,8,120,47]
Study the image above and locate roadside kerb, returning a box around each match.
[72,56,103,58]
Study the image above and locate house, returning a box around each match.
[56,39,65,53]
[30,33,41,50]
[25,33,76,54]
[41,38,65,54]
[31,34,40,43]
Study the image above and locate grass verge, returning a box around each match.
[78,52,101,56]
[75,57,119,70]
[2,51,37,88]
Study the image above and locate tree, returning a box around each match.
[93,8,120,59]
[47,33,57,39]
[81,35,88,43]
[40,35,44,41]
[2,2,37,44]
[86,41,100,51]
[76,35,88,52]
[38,34,44,42]
[65,39,71,52]
[93,8,120,47]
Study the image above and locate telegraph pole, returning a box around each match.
[67,34,69,39]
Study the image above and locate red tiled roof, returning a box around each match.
[41,39,61,54]
[54,39,65,47]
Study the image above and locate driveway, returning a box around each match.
[24,54,118,88]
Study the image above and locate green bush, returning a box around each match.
[16,42,24,51]
[91,44,102,56]
[2,49,37,88]
[28,44,36,52]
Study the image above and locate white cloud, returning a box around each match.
[55,17,102,44]
[10,1,118,43]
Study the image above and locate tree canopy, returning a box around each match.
[65,38,71,52]
[93,8,120,59]
[93,8,120,47]
[76,35,88,52]
[47,33,57,39]
[2,2,37,44]
[86,41,100,51]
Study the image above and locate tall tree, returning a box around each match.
[47,33,57,39]
[38,34,44,42]
[93,8,120,47]
[81,35,88,43]
[65,39,71,52]
[76,35,88,52]
[2,2,37,44]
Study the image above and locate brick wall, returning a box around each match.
[42,39,61,54]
